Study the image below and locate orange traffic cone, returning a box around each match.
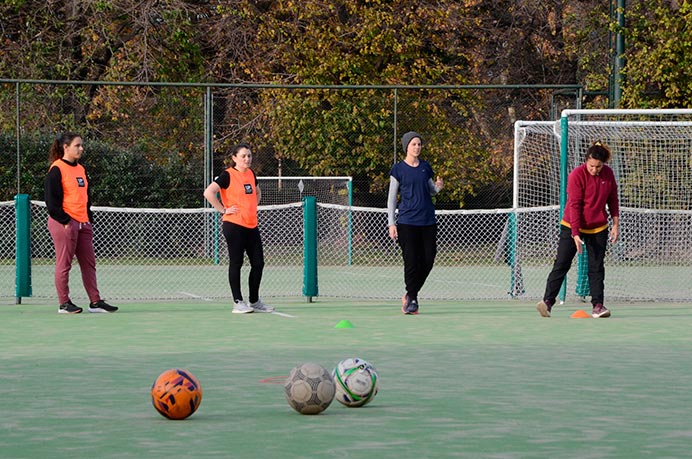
[571,309,591,319]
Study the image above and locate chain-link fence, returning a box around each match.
[1,199,526,302]
[1,80,583,303]
[1,80,582,208]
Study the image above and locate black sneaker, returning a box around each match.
[58,301,83,314]
[88,300,118,313]
[402,297,419,315]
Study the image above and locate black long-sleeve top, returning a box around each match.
[44,159,94,224]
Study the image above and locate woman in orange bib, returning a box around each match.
[44,132,117,314]
[204,143,274,314]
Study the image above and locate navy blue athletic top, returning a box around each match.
[389,160,437,226]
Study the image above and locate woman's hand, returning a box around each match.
[388,225,398,240]
[573,235,584,254]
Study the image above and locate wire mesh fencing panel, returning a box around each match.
[0,201,16,299]
[257,177,352,206]
[12,200,532,302]
[315,204,527,300]
[1,81,592,303]
[21,201,306,302]
[3,81,581,210]
[7,195,691,304]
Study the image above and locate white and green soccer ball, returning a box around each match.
[332,358,379,407]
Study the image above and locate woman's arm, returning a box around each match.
[387,177,399,240]
[203,181,226,214]
[44,167,71,224]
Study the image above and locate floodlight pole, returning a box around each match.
[610,0,626,108]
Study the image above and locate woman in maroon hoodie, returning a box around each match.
[536,141,620,319]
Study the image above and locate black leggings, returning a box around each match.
[222,222,264,304]
[397,223,437,300]
[544,225,608,306]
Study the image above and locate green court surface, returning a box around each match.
[2,299,692,459]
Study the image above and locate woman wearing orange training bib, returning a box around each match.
[204,143,274,314]
[44,132,118,314]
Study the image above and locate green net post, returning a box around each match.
[559,114,589,302]
[506,212,524,298]
[558,115,569,303]
[347,179,353,266]
[575,248,590,298]
[302,196,318,301]
[15,194,32,304]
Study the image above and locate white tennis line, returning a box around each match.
[272,311,296,318]
[180,292,296,316]
[179,292,214,302]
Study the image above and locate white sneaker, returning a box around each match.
[250,299,275,313]
[232,300,253,314]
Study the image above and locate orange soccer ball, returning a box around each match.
[151,368,203,420]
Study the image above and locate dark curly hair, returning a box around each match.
[586,141,611,163]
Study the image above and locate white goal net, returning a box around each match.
[514,110,692,302]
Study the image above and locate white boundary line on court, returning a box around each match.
[179,292,214,301]
[180,292,295,316]
[271,311,295,318]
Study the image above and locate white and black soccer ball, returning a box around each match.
[284,363,336,415]
[333,357,379,407]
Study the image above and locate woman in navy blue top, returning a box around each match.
[387,131,443,314]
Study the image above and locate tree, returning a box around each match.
[619,1,692,108]
[4,0,674,208]
[228,1,496,205]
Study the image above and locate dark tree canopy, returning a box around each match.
[1,1,687,206]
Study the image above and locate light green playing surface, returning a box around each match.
[1,299,691,458]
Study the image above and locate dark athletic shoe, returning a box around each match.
[88,300,118,313]
[402,297,419,315]
[58,301,83,314]
[592,304,611,318]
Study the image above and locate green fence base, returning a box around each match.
[302,196,318,301]
[15,194,32,303]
